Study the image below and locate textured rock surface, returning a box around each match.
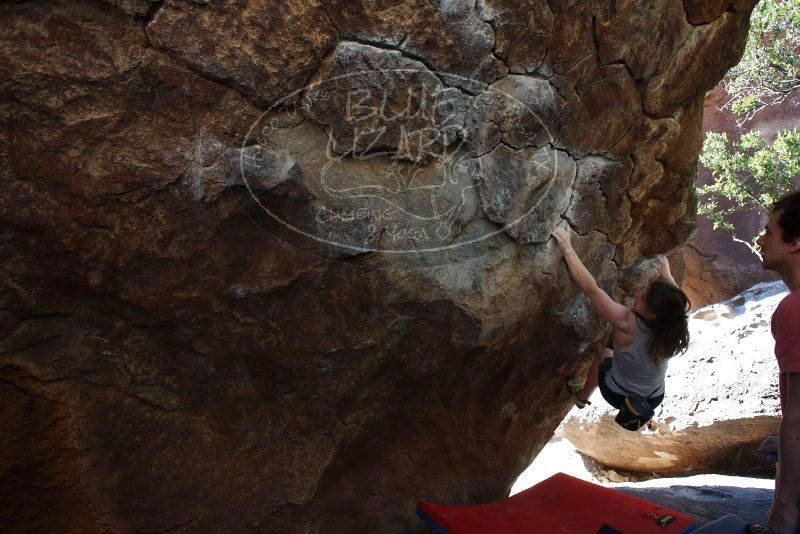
[0,1,756,532]
[615,475,773,527]
[683,238,776,310]
[563,281,784,477]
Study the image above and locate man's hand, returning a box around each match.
[758,435,779,463]
[551,225,572,251]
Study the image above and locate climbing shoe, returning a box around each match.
[566,378,591,409]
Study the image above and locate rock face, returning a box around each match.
[562,281,784,477]
[0,1,756,532]
[683,237,776,310]
[615,475,773,527]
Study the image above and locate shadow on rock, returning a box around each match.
[617,483,772,526]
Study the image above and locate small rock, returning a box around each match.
[692,309,718,321]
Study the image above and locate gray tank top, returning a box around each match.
[605,316,668,398]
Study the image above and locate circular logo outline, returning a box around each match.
[240,68,559,255]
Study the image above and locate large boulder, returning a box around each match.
[0,1,757,532]
[562,281,784,477]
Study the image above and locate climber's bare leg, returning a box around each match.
[577,347,612,403]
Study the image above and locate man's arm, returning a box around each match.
[552,226,630,330]
[768,372,800,534]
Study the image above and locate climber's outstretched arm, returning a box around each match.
[552,225,629,331]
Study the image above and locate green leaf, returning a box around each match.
[698,129,799,249]
[723,0,800,117]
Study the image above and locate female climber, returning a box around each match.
[551,224,690,418]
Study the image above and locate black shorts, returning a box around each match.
[598,358,664,410]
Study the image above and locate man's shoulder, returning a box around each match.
[778,289,800,311]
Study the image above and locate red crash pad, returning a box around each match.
[417,473,696,534]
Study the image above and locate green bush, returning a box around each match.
[699,129,800,253]
[697,0,800,255]
[724,0,800,119]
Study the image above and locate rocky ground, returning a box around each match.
[510,436,773,526]
[511,280,788,527]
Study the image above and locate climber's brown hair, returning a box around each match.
[771,190,800,243]
[639,280,691,363]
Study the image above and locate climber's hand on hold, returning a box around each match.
[651,254,678,287]
[653,255,670,278]
[551,223,572,252]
